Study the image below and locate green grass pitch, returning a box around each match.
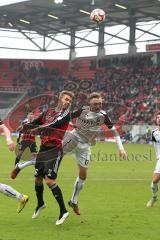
[0,136,160,240]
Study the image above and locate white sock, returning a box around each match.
[151,182,158,198]
[18,158,36,170]
[0,183,23,201]
[71,176,85,204]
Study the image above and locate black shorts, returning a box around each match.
[35,144,62,180]
[19,140,37,153]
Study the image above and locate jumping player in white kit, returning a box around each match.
[147,111,160,207]
[63,92,127,215]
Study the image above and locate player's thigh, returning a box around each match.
[78,164,88,180]
[30,142,37,154]
[34,145,51,177]
[153,160,160,182]
[20,140,29,151]
[35,147,60,178]
[34,161,44,178]
[75,143,91,168]
[44,149,62,179]
[62,132,78,155]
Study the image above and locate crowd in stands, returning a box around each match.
[9,60,66,96]
[0,54,159,125]
[91,55,160,125]
[90,54,154,69]
[70,54,160,125]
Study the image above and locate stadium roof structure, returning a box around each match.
[0,0,160,55]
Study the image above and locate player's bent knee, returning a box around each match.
[78,165,87,180]
[45,177,56,187]
[35,176,43,185]
[79,171,87,180]
[153,174,160,183]
[79,175,87,180]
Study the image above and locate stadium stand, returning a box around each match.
[0,54,159,125]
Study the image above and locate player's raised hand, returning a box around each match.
[7,139,15,151]
[119,149,127,160]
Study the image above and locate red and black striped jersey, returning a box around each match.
[21,133,36,142]
[18,118,36,143]
[23,108,71,148]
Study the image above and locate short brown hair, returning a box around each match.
[59,90,74,99]
[89,92,101,100]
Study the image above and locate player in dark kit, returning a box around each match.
[11,112,37,179]
[21,91,74,225]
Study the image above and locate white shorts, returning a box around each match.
[62,132,91,168]
[154,159,160,173]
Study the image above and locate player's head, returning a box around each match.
[89,92,102,112]
[27,112,34,122]
[155,111,160,126]
[58,90,74,109]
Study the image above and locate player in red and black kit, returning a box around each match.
[22,90,74,225]
[14,112,37,168]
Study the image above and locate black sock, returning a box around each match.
[15,157,20,165]
[50,184,67,216]
[35,184,44,207]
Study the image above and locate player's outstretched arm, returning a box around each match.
[111,126,127,159]
[35,108,71,131]
[103,113,127,160]
[90,133,97,146]
[20,112,45,134]
[0,124,14,151]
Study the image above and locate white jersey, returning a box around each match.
[152,128,160,160]
[71,106,113,143]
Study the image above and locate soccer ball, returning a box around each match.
[90,8,106,23]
